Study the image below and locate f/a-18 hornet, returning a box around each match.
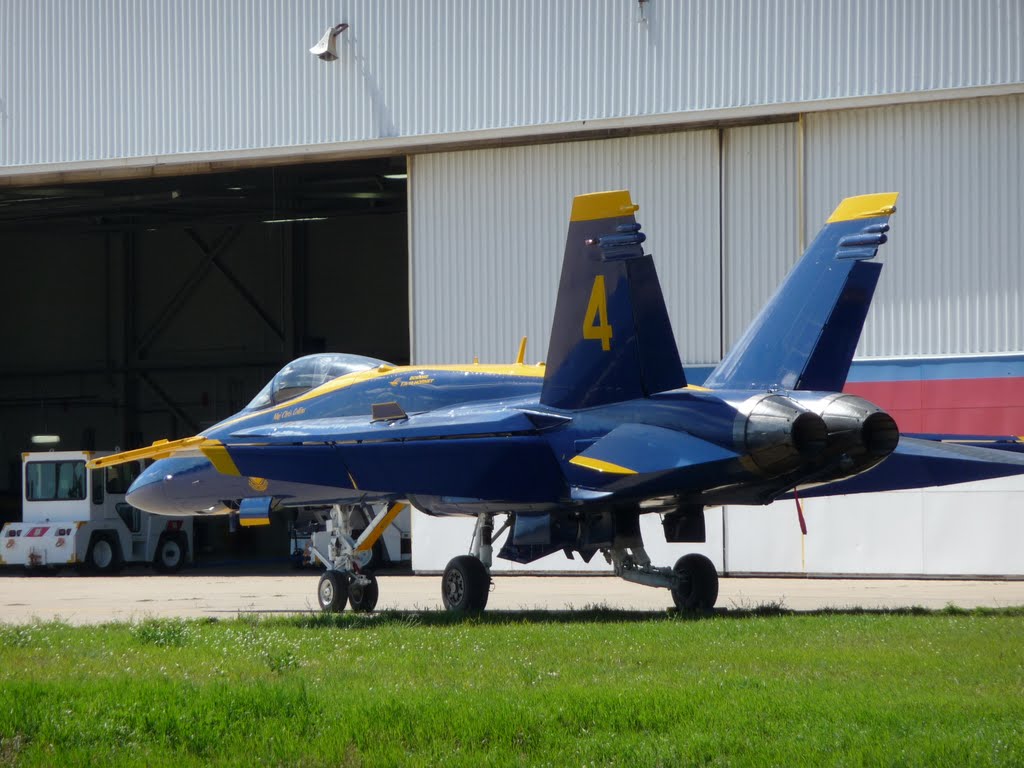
[91,190,1024,613]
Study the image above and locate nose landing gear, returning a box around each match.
[313,502,403,613]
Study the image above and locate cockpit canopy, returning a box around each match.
[245,353,390,411]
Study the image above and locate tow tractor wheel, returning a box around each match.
[85,533,122,575]
[441,555,490,613]
[671,553,719,613]
[154,535,187,574]
[348,574,379,613]
[318,571,350,612]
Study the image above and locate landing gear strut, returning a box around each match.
[606,545,719,613]
[441,513,495,613]
[312,503,404,613]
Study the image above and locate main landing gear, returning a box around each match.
[441,513,496,613]
[607,546,719,613]
[314,503,402,613]
[435,511,719,615]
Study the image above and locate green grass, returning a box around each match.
[1,607,1023,767]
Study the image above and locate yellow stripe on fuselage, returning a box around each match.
[210,363,547,433]
[569,455,637,475]
[570,190,640,222]
[826,192,899,223]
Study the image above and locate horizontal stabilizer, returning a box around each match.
[570,424,737,476]
[793,436,1024,498]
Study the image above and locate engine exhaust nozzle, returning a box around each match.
[736,394,829,476]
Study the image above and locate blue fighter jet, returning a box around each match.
[89,190,1024,613]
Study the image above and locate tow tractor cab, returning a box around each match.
[0,451,193,574]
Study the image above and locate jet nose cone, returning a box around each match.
[126,465,173,513]
[128,457,229,514]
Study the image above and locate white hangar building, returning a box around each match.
[2,0,1022,575]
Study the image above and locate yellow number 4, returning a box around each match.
[583,275,613,351]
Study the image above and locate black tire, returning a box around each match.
[441,555,490,613]
[366,538,390,573]
[318,571,349,612]
[153,535,187,574]
[348,574,379,613]
[671,553,719,612]
[85,533,122,575]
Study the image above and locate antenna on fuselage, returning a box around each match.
[515,336,528,365]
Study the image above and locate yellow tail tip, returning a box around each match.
[570,190,639,222]
[826,192,899,223]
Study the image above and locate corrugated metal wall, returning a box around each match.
[721,121,800,353]
[806,95,1024,357]
[4,0,1023,170]
[412,93,1024,364]
[410,132,721,365]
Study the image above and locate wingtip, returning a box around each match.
[826,192,899,223]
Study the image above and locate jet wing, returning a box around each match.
[794,436,1024,498]
[903,433,1024,454]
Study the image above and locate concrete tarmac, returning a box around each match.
[2,569,1023,624]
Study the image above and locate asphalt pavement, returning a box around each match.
[2,569,1023,624]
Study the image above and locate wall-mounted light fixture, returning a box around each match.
[31,435,61,445]
[310,23,349,62]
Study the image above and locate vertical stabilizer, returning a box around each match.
[705,193,898,392]
[540,191,685,410]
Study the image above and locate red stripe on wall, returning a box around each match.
[845,378,1024,435]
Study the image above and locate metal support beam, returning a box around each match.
[136,226,241,357]
[290,222,309,356]
[122,230,141,449]
[138,371,200,435]
[193,228,286,342]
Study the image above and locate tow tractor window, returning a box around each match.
[25,461,87,501]
[105,462,142,495]
[245,353,391,411]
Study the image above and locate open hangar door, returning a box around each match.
[0,158,409,548]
